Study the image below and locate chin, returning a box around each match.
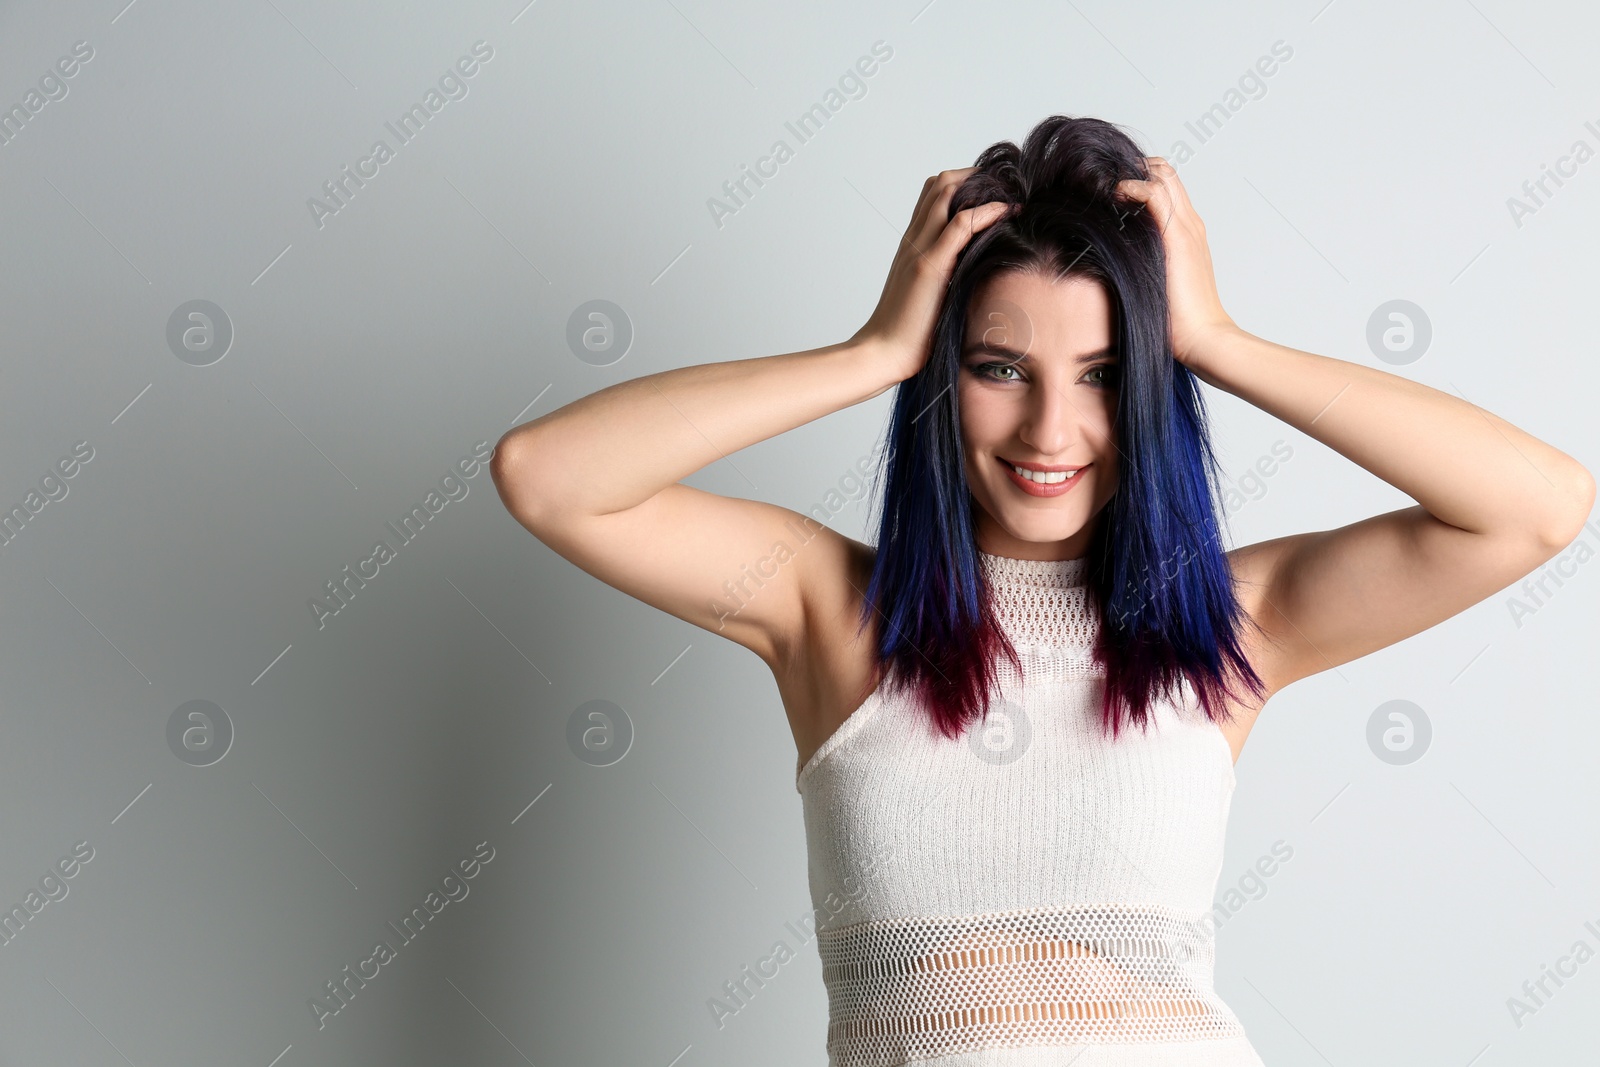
[1012,518,1090,543]
[983,500,1088,539]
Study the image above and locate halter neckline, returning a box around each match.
[977,549,1090,589]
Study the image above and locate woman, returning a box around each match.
[490,116,1594,1065]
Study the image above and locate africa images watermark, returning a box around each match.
[1503,516,1598,629]
[1505,120,1600,230]
[1166,39,1294,168]
[1505,916,1600,1030]
[706,40,894,230]
[309,440,495,630]
[0,841,96,950]
[0,39,95,149]
[1101,439,1296,628]
[1220,439,1294,517]
[0,440,95,551]
[708,833,1289,1028]
[307,840,496,1031]
[710,442,885,632]
[1188,839,1293,940]
[707,838,894,1030]
[306,40,495,230]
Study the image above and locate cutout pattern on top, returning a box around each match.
[795,550,1257,1065]
[818,904,1247,1066]
[979,552,1098,654]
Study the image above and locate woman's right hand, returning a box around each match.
[851,167,1016,383]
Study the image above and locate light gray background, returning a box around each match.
[1,0,1596,1064]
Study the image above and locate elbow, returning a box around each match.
[489,429,553,531]
[488,428,523,491]
[1530,460,1597,553]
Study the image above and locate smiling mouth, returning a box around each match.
[999,457,1089,496]
[1001,457,1086,482]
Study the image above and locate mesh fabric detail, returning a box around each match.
[818,904,1244,1066]
[797,550,1258,1064]
[979,552,1097,654]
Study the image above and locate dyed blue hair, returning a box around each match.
[855,115,1266,741]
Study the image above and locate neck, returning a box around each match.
[973,518,1095,562]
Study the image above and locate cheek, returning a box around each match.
[958,413,998,480]
[959,389,1014,442]
[1083,404,1119,451]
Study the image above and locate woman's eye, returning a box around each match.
[969,361,1118,385]
[976,361,1022,382]
[1086,364,1120,387]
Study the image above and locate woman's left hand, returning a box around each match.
[1115,158,1237,367]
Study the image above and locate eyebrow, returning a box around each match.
[961,341,1119,365]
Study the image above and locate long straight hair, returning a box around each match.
[853,115,1266,741]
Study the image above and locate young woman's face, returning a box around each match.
[959,269,1121,561]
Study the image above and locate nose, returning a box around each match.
[1016,379,1082,458]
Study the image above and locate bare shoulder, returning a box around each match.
[1213,538,1297,763]
[776,535,1290,770]
[775,525,884,773]
[1224,531,1334,696]
[1223,536,1281,628]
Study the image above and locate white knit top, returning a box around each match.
[795,551,1263,1067]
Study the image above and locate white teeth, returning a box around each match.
[1011,464,1079,484]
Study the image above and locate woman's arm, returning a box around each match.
[1194,324,1593,690]
[498,340,899,525]
[1118,158,1595,693]
[1187,328,1593,547]
[491,340,902,668]
[492,170,1012,670]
